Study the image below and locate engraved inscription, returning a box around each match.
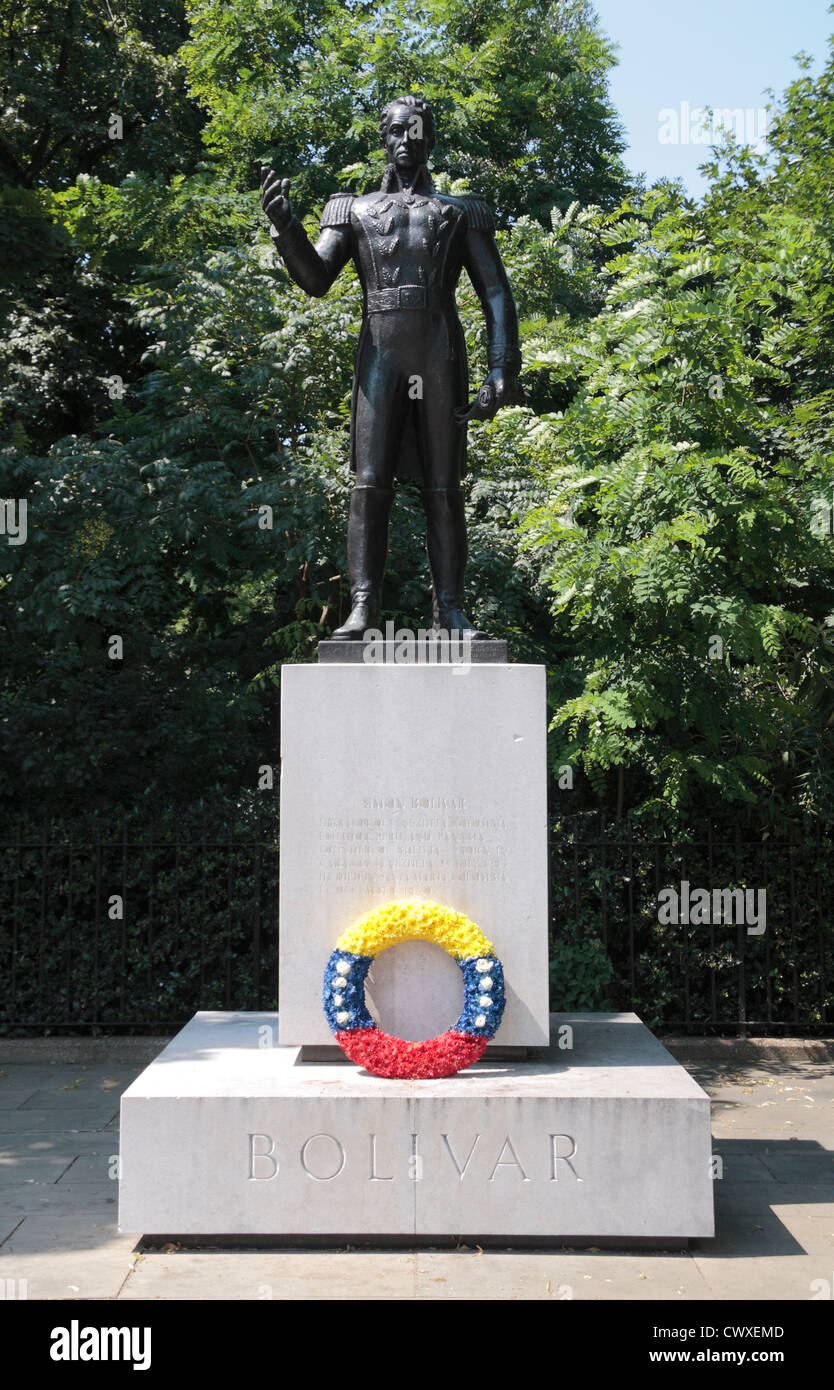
[300,1133,346,1181]
[488,1136,531,1182]
[369,1132,393,1182]
[318,794,507,898]
[248,1133,278,1180]
[441,1132,480,1180]
[550,1133,582,1182]
[247,1132,581,1183]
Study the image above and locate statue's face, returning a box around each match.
[384,103,430,172]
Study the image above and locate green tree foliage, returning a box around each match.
[0,0,201,189]
[1,0,626,820]
[0,1,204,448]
[181,0,632,218]
[520,55,834,830]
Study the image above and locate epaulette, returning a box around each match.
[320,194,356,228]
[460,196,495,233]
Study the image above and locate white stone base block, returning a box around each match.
[278,662,550,1048]
[119,1012,714,1240]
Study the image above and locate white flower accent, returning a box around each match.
[336,960,351,975]
[480,977,494,990]
[475,959,491,973]
[336,1011,350,1025]
[475,1013,487,1028]
[478,995,493,1009]
[333,995,344,1006]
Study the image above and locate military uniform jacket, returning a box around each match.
[271,165,521,480]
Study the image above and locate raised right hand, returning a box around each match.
[261,168,292,233]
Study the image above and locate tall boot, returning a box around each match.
[422,487,489,638]
[331,485,394,640]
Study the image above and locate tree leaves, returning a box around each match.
[523,57,834,828]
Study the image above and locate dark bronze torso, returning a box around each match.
[264,146,521,637]
[315,185,498,483]
[351,190,469,303]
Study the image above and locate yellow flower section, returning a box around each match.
[337,899,495,962]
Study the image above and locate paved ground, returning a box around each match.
[0,1055,832,1300]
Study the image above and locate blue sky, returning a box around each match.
[590,0,834,196]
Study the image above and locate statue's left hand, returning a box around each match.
[486,367,524,410]
[454,368,524,424]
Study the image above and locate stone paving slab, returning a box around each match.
[712,1154,772,1182]
[0,1091,38,1109]
[412,1250,716,1300]
[760,1152,834,1183]
[0,1110,119,1133]
[0,1142,119,1174]
[0,1170,76,1189]
[710,1200,822,1256]
[714,1182,834,1214]
[118,1251,416,1300]
[716,1118,834,1144]
[0,1215,23,1244]
[0,1040,169,1064]
[0,1145,115,1167]
[709,1137,827,1153]
[0,1240,138,1300]
[768,1201,834,1226]
[690,1251,830,1300]
[2,1212,124,1247]
[54,1156,120,1185]
[768,1210,834,1252]
[117,1248,717,1301]
[16,1089,123,1110]
[1,1188,120,1214]
[0,1130,120,1149]
[0,1064,117,1084]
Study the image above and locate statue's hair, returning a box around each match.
[379,94,436,152]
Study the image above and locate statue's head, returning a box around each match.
[379,95,435,173]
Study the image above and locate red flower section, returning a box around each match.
[335,1027,488,1079]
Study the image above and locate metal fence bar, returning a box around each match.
[735,823,746,1039]
[225,828,234,1011]
[11,821,20,1014]
[707,822,716,1025]
[93,831,101,1033]
[818,822,826,1022]
[789,843,799,1026]
[626,824,635,1006]
[120,826,128,1019]
[763,839,771,1028]
[253,843,262,1011]
[38,820,47,1009]
[66,830,74,1020]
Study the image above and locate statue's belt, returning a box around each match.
[365,285,452,314]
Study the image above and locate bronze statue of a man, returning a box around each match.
[261,95,521,640]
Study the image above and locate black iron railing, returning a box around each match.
[0,819,831,1036]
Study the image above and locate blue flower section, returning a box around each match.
[322,950,375,1032]
[455,955,505,1039]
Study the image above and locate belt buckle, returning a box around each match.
[399,285,425,309]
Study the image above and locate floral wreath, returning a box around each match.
[322,899,505,1079]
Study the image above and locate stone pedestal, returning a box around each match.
[119,658,715,1244]
[278,662,550,1048]
[118,1011,715,1239]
